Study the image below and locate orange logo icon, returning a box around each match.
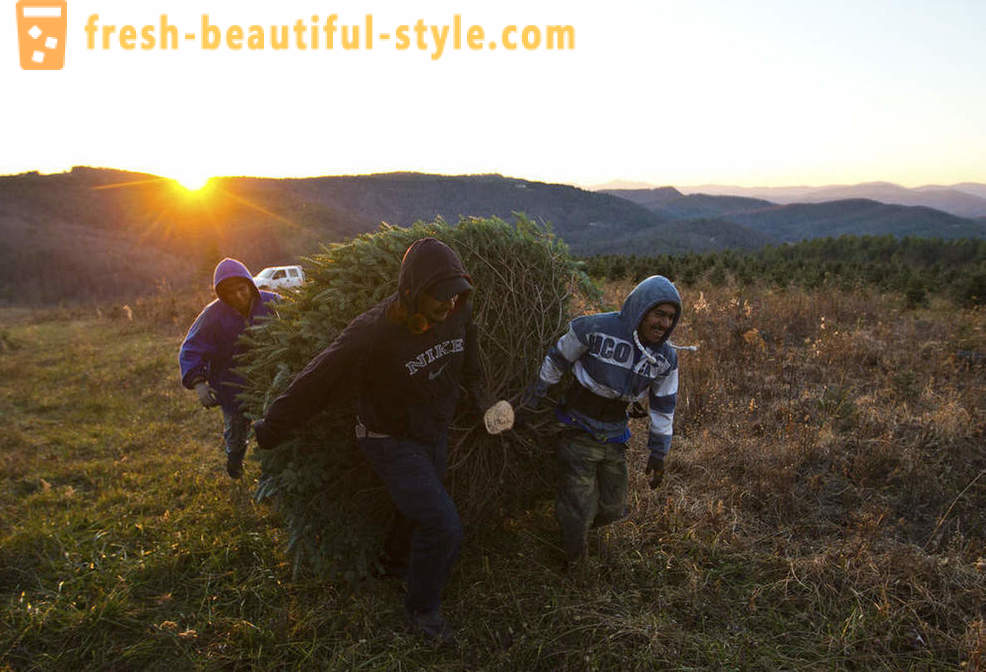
[17,0,67,70]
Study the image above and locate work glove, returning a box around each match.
[194,381,219,408]
[645,455,664,489]
[483,400,515,434]
[628,401,648,419]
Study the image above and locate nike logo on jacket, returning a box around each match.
[428,361,451,380]
[405,339,465,375]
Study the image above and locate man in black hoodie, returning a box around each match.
[253,238,485,645]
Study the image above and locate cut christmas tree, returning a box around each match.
[237,215,600,577]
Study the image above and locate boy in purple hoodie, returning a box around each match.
[179,258,280,479]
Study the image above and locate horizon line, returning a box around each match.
[1,164,984,192]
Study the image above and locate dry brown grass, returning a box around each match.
[595,280,986,668]
[2,278,984,670]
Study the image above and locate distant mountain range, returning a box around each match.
[599,186,986,242]
[602,187,774,221]
[2,168,985,304]
[662,181,986,219]
[718,200,985,242]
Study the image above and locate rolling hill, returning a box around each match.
[3,167,985,305]
[585,218,775,256]
[601,187,774,221]
[724,199,986,242]
[669,181,986,218]
[600,187,986,243]
[1,168,771,304]
[0,168,371,304]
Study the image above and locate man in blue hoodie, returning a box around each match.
[179,258,280,479]
[524,275,682,566]
[252,238,487,645]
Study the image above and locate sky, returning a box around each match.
[3,0,985,189]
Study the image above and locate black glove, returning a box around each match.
[518,384,546,413]
[628,401,647,419]
[513,384,543,429]
[645,455,664,489]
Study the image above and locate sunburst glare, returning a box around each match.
[174,172,212,192]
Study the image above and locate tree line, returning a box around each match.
[582,235,986,308]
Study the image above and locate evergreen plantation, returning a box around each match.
[585,236,986,309]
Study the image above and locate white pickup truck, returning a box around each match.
[253,265,305,291]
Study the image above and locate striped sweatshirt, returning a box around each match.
[534,275,681,460]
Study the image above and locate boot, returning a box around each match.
[226,449,245,480]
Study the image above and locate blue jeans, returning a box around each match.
[359,435,463,614]
[222,409,250,457]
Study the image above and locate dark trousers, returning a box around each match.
[359,435,463,613]
[556,432,629,561]
[222,409,250,457]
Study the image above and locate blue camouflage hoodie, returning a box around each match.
[179,258,280,414]
[535,275,681,460]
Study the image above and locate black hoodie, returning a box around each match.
[254,238,482,448]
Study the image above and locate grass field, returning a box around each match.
[1,282,985,671]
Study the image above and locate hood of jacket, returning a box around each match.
[620,275,681,347]
[397,238,471,311]
[213,258,260,303]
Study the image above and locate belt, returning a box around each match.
[564,383,629,423]
[555,408,631,444]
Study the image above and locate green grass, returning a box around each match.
[1,288,985,671]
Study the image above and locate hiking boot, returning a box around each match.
[406,608,456,646]
[226,450,245,480]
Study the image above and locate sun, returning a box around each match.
[172,171,212,192]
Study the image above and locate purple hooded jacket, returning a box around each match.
[179,258,280,413]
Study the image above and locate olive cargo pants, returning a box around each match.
[555,432,629,562]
